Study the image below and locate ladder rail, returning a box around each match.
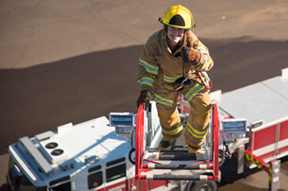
[135,103,145,180]
[135,103,220,181]
[212,103,220,181]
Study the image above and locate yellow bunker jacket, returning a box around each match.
[137,29,214,95]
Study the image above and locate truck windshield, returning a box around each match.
[7,156,47,191]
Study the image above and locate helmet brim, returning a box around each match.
[159,20,195,29]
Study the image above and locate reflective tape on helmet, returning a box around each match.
[186,122,207,139]
[164,75,183,83]
[139,59,159,75]
[138,76,154,87]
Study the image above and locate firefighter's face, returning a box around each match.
[167,26,184,45]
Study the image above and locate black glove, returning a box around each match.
[136,90,151,110]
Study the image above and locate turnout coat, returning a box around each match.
[137,29,214,105]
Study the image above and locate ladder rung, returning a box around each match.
[142,164,212,170]
[150,152,208,161]
[140,174,214,180]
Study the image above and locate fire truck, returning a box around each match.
[1,68,288,191]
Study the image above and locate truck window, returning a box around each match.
[106,157,125,167]
[7,156,47,191]
[18,173,47,191]
[88,171,103,189]
[49,176,70,186]
[49,176,71,191]
[50,181,71,191]
[106,158,126,182]
[88,165,101,173]
[7,156,18,187]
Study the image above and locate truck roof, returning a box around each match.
[211,68,288,129]
[9,115,132,186]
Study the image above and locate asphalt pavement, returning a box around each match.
[1,0,288,190]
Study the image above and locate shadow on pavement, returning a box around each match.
[1,38,288,157]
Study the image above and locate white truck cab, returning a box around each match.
[6,116,137,191]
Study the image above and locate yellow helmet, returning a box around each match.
[159,5,195,29]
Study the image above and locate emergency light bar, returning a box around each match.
[109,112,136,134]
[220,118,248,140]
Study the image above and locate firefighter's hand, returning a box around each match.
[181,40,201,65]
[137,90,151,110]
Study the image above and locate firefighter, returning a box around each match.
[136,5,214,153]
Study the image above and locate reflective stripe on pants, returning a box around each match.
[158,109,183,142]
[154,82,211,146]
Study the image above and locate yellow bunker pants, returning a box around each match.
[154,81,211,148]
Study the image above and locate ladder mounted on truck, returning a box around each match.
[134,103,220,181]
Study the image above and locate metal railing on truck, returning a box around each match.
[134,103,219,181]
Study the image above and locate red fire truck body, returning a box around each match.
[210,68,288,169]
